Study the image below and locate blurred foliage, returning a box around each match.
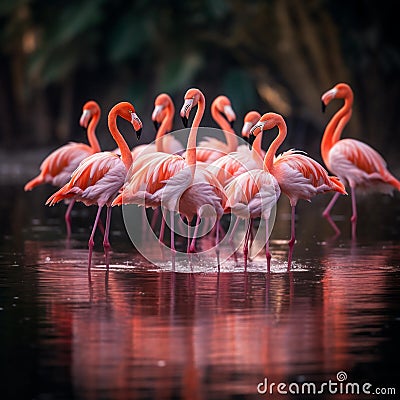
[0,0,399,167]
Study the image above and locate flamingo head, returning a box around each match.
[80,100,101,128]
[250,112,284,142]
[180,88,204,128]
[152,93,174,131]
[115,101,143,140]
[213,95,236,128]
[321,82,353,112]
[241,110,262,140]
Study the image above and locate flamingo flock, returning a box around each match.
[25,83,400,270]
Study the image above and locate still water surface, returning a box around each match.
[1,182,400,399]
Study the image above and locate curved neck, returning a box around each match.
[87,111,101,152]
[264,120,287,172]
[186,93,205,175]
[108,110,132,170]
[252,133,264,159]
[211,105,238,152]
[321,95,353,164]
[156,103,174,152]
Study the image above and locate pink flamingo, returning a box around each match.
[131,93,183,160]
[113,88,226,259]
[321,82,400,238]
[183,95,238,163]
[24,100,102,237]
[224,122,281,271]
[250,112,347,269]
[47,102,143,267]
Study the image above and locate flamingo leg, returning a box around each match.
[150,207,160,232]
[170,211,176,270]
[189,215,201,253]
[103,206,112,268]
[88,206,103,268]
[64,199,75,239]
[265,218,271,272]
[322,192,341,236]
[159,212,166,244]
[350,186,357,240]
[243,219,253,272]
[287,205,296,270]
[215,218,221,271]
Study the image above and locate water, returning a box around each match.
[1,180,400,399]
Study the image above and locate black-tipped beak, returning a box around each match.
[249,133,256,149]
[153,120,160,131]
[136,128,142,140]
[242,136,249,144]
[181,116,188,128]
[230,120,235,129]
[321,101,326,113]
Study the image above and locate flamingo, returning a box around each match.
[131,93,183,159]
[47,102,143,267]
[112,88,226,259]
[224,122,281,271]
[24,100,102,237]
[321,82,400,238]
[250,112,347,269]
[183,95,238,163]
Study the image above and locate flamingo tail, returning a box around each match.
[46,187,82,206]
[330,176,347,195]
[24,175,44,191]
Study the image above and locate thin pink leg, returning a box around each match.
[189,215,201,253]
[265,218,271,272]
[170,211,176,270]
[88,206,103,268]
[322,192,341,235]
[64,199,75,239]
[287,205,296,270]
[103,206,112,268]
[215,218,221,271]
[150,207,160,232]
[243,219,253,272]
[350,186,357,240]
[159,214,166,244]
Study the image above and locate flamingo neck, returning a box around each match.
[263,120,287,172]
[108,110,133,170]
[252,133,264,160]
[186,93,205,175]
[156,103,174,153]
[211,105,238,152]
[87,111,101,153]
[321,94,353,165]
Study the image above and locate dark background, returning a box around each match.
[0,0,399,169]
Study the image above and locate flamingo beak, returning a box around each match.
[79,109,91,128]
[131,112,143,140]
[321,101,326,113]
[181,116,188,128]
[230,120,235,129]
[180,98,193,128]
[249,133,256,148]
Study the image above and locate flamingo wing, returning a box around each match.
[329,139,400,191]
[274,150,346,204]
[47,152,127,207]
[25,142,93,190]
[225,169,280,219]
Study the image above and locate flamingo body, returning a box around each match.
[321,82,400,237]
